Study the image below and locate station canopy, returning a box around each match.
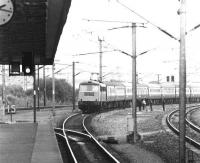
[0,0,71,65]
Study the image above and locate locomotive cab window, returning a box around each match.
[79,85,99,92]
[100,86,106,92]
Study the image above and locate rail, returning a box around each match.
[83,115,120,163]
[62,113,80,163]
[15,104,78,111]
[166,105,200,149]
[61,113,120,163]
[185,107,200,133]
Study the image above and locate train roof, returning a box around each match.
[137,83,149,87]
[79,80,106,87]
[104,81,125,87]
[187,83,200,87]
[79,80,100,85]
[80,80,200,89]
[160,82,179,87]
[160,82,200,88]
[146,83,161,88]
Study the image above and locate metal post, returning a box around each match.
[25,76,28,107]
[179,0,186,162]
[43,66,46,107]
[2,65,5,117]
[157,74,161,84]
[10,111,12,122]
[2,65,5,103]
[98,37,103,82]
[52,63,55,115]
[72,62,75,111]
[1,66,3,102]
[132,23,137,143]
[37,65,40,110]
[175,85,177,104]
[33,66,36,123]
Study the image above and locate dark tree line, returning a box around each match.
[0,78,78,105]
[0,85,25,98]
[40,78,77,103]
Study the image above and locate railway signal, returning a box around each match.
[22,53,34,76]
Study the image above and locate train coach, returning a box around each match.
[78,80,200,113]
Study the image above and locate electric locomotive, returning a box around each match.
[78,80,200,113]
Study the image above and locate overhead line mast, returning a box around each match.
[84,18,144,143]
[179,0,186,162]
[98,37,103,82]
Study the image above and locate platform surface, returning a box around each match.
[0,114,62,163]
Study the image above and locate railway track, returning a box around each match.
[166,104,200,149]
[54,113,120,163]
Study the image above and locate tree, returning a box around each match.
[39,78,74,104]
[6,85,25,97]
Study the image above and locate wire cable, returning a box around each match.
[116,0,179,41]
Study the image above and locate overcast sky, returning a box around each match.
[53,0,200,84]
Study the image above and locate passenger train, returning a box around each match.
[78,80,200,113]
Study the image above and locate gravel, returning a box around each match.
[89,105,175,163]
[88,104,200,163]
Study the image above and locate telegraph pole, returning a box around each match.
[98,37,103,82]
[72,61,75,111]
[179,0,186,162]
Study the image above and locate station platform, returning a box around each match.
[0,118,62,163]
